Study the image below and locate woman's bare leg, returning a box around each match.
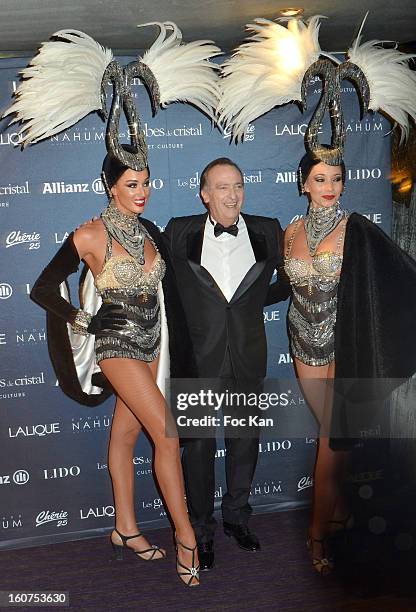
[100,357,198,583]
[107,395,167,557]
[295,358,350,564]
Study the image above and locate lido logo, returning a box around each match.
[0,283,12,299]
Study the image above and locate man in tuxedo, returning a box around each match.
[163,157,289,570]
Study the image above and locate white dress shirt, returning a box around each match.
[200,216,256,302]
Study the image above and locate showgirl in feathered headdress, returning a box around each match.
[3,22,221,588]
[218,13,416,577]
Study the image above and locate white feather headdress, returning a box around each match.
[3,22,221,154]
[347,17,416,142]
[3,30,113,145]
[139,21,221,116]
[217,16,336,140]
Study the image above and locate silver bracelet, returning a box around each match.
[71,309,92,336]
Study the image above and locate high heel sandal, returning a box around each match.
[306,535,334,575]
[175,536,200,587]
[111,528,166,561]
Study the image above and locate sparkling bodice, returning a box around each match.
[284,216,347,366]
[95,252,165,295]
[284,251,342,292]
[284,218,346,293]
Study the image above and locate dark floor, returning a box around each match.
[1,509,416,612]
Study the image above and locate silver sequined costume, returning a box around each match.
[94,226,166,363]
[284,217,347,366]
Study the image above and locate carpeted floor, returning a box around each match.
[1,509,416,611]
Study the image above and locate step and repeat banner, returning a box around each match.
[0,56,391,549]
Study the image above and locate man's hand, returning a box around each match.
[75,217,99,231]
[87,303,127,334]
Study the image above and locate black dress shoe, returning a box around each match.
[223,522,260,552]
[197,540,214,571]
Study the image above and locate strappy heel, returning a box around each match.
[175,535,200,587]
[111,528,166,561]
[306,534,334,575]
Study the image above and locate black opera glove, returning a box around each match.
[30,233,81,322]
[87,303,127,334]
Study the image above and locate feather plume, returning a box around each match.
[139,21,221,117]
[347,15,416,142]
[3,30,113,145]
[218,16,336,140]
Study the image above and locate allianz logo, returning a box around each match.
[42,179,102,195]
[0,469,30,486]
[0,283,12,299]
[298,475,313,491]
[43,177,164,195]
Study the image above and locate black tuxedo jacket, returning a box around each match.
[164,212,289,379]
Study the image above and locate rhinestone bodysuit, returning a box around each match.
[284,217,347,366]
[94,225,166,363]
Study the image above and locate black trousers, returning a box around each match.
[181,352,260,543]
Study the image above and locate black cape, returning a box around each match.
[331,213,416,449]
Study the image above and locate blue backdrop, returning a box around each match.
[0,56,391,549]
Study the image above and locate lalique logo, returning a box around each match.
[8,422,60,438]
[35,510,68,527]
[264,310,280,323]
[80,505,115,519]
[0,132,24,146]
[298,476,313,492]
[5,230,40,250]
[0,283,12,299]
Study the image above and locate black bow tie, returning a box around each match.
[214,222,239,238]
